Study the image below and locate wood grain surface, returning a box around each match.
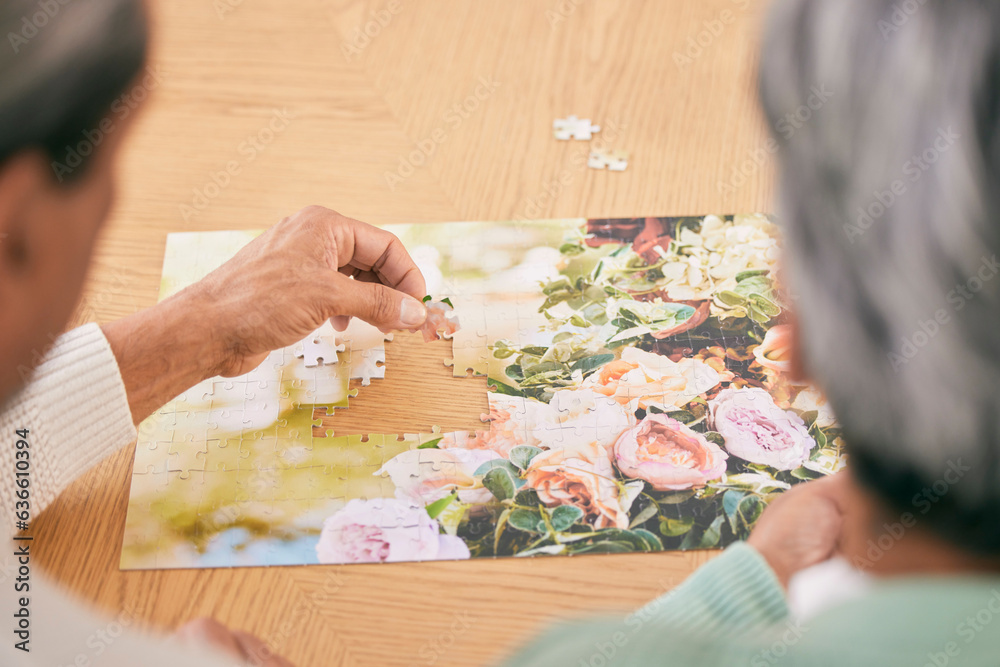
[36,1,776,665]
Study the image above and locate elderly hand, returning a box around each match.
[747,474,847,588]
[103,205,427,422]
[189,205,427,377]
[176,618,295,666]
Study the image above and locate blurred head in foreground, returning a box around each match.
[0,0,147,402]
[760,0,1000,554]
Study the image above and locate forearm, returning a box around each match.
[101,287,223,424]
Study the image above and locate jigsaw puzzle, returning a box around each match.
[121,215,845,569]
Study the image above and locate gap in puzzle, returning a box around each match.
[121,215,845,569]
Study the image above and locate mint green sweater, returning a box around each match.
[500,544,1000,666]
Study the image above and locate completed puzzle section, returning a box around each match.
[122,215,845,569]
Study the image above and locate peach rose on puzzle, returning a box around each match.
[752,324,794,374]
[583,346,720,412]
[315,498,469,564]
[438,395,545,456]
[709,387,815,470]
[375,448,501,506]
[525,442,639,529]
[613,414,728,491]
[533,389,632,455]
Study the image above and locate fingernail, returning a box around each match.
[400,297,427,326]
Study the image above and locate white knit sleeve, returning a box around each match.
[0,326,241,666]
[0,323,137,534]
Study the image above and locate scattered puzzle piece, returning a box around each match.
[587,149,629,171]
[553,115,601,140]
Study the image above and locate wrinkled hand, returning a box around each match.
[176,618,294,666]
[184,206,427,378]
[747,474,847,587]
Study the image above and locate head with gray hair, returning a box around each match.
[0,0,148,178]
[0,0,148,404]
[760,0,1000,552]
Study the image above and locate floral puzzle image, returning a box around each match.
[121,215,844,569]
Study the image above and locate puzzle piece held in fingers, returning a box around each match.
[294,333,345,368]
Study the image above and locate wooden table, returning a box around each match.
[37,1,775,665]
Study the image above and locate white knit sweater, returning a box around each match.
[0,325,234,666]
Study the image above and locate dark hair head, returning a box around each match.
[0,0,148,181]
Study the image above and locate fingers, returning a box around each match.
[176,618,295,666]
[232,629,296,667]
[175,618,246,660]
[332,215,427,300]
[329,272,428,329]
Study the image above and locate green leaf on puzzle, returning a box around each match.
[425,493,457,519]
[482,467,518,501]
[474,459,521,478]
[717,290,747,307]
[735,269,770,282]
[628,502,660,529]
[417,437,443,450]
[659,516,694,537]
[570,541,633,555]
[722,490,746,533]
[704,431,725,446]
[508,446,543,470]
[509,508,545,534]
[435,500,468,536]
[657,490,696,505]
[698,515,725,548]
[549,505,585,532]
[570,353,615,374]
[514,487,541,506]
[631,528,664,551]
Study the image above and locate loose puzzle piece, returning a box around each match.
[420,298,461,342]
[553,115,601,140]
[587,149,629,171]
[294,333,345,368]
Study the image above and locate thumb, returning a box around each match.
[332,273,428,330]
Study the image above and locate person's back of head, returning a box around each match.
[760,0,1000,554]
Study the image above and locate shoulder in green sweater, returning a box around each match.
[497,544,1000,667]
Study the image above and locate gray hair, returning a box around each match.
[760,0,1000,552]
[0,0,147,176]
